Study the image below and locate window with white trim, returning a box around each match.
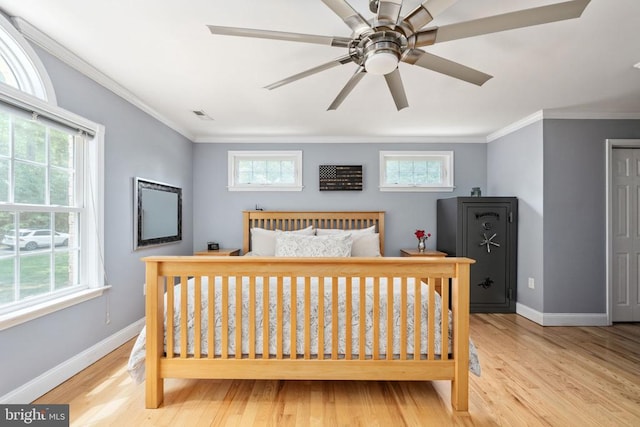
[228,151,303,191]
[0,16,104,329]
[379,151,454,192]
[0,15,53,101]
[0,105,103,321]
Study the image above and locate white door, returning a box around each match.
[612,148,640,321]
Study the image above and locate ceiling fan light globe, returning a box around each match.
[364,51,399,75]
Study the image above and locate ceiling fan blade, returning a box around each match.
[403,49,492,86]
[376,0,403,28]
[321,0,372,35]
[384,68,409,111]
[402,0,457,34]
[432,0,590,44]
[265,55,354,90]
[207,25,352,48]
[328,67,366,110]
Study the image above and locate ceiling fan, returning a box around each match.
[208,0,590,111]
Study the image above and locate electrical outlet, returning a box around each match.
[143,283,146,295]
[528,277,535,289]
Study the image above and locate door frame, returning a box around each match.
[605,139,640,324]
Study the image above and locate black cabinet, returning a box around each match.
[437,197,518,313]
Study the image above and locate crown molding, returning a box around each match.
[486,111,544,142]
[541,110,640,120]
[487,110,640,142]
[11,17,195,141]
[193,134,487,144]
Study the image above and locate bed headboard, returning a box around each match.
[242,210,385,256]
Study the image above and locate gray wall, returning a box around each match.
[543,119,640,313]
[488,118,640,316]
[487,121,544,311]
[0,45,194,397]
[193,143,487,256]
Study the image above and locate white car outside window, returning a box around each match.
[1,229,69,250]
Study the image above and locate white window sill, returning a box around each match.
[0,286,111,331]
[379,186,455,192]
[228,186,304,192]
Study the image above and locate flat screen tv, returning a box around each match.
[133,177,182,250]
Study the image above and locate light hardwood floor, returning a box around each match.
[34,314,640,426]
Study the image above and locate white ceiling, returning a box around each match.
[0,0,639,142]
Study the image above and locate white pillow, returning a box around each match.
[315,225,376,236]
[274,233,353,257]
[250,226,314,256]
[315,226,380,256]
[351,232,381,257]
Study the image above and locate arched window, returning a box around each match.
[0,13,56,102]
[0,14,105,329]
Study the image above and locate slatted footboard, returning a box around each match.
[143,256,473,411]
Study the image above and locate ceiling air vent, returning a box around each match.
[193,110,213,121]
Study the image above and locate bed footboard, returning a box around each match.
[143,256,473,411]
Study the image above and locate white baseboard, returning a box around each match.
[516,303,610,326]
[0,318,145,404]
[516,303,544,324]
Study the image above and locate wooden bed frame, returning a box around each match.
[242,210,386,255]
[143,211,474,411]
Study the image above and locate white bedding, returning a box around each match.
[127,276,481,383]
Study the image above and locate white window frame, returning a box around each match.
[379,150,455,192]
[0,100,105,330]
[228,150,303,192]
[0,14,56,102]
[0,16,105,330]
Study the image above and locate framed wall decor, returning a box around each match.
[133,177,182,250]
[319,165,363,191]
